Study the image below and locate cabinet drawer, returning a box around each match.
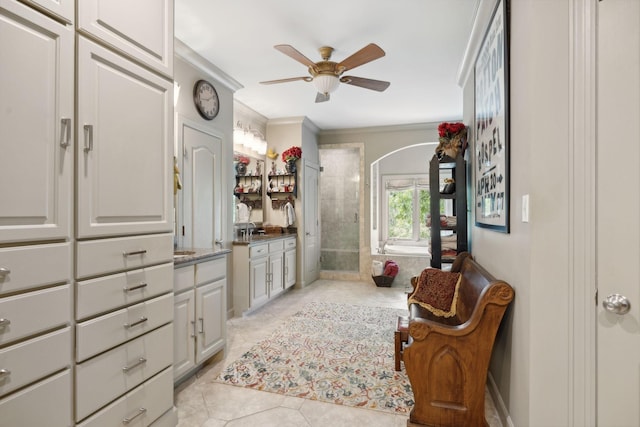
[150,408,178,427]
[77,367,173,427]
[269,240,284,252]
[76,234,173,279]
[75,323,172,421]
[0,243,70,296]
[249,244,268,258]
[196,256,226,285]
[0,369,71,427]
[76,293,173,362]
[0,328,71,397]
[173,264,194,293]
[76,263,173,320]
[0,285,70,346]
[284,238,296,250]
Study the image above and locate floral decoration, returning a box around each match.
[282,146,302,162]
[234,154,250,164]
[437,122,466,139]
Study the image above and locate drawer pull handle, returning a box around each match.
[124,316,148,329]
[0,369,11,379]
[0,268,10,276]
[123,249,147,257]
[0,318,10,328]
[122,407,147,424]
[123,282,148,292]
[198,317,204,334]
[83,124,93,152]
[122,357,147,372]
[60,118,71,148]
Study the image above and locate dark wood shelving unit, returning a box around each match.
[429,154,468,269]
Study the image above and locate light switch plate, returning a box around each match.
[522,194,530,223]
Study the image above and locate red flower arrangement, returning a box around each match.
[234,154,250,164]
[282,146,302,162]
[438,122,466,138]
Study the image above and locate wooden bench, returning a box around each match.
[403,252,514,427]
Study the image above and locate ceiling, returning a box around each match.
[175,0,479,130]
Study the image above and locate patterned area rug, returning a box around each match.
[216,301,414,414]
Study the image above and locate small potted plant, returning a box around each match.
[281,146,302,174]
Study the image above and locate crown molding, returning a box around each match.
[175,38,243,92]
[457,0,498,87]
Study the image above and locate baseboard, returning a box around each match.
[487,372,515,427]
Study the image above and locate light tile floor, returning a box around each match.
[174,279,502,427]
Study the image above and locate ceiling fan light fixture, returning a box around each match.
[313,74,339,95]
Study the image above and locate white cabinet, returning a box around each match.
[0,0,73,244]
[77,0,173,77]
[284,238,297,289]
[249,254,269,308]
[173,255,227,381]
[195,280,225,363]
[76,36,173,239]
[233,236,296,316]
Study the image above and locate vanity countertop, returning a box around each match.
[173,247,231,266]
[232,233,296,246]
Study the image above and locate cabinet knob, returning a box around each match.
[0,268,10,276]
[0,318,10,328]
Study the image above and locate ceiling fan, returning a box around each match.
[260,43,390,103]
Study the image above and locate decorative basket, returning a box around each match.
[372,275,395,287]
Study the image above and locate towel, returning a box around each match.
[284,202,296,226]
[237,203,250,223]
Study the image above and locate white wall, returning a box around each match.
[461,0,576,425]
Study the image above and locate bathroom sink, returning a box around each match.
[173,250,196,258]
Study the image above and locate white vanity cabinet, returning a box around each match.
[233,236,296,316]
[173,254,227,382]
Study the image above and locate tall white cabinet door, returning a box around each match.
[0,0,73,244]
[195,280,225,363]
[76,37,173,238]
[77,0,173,77]
[17,0,74,24]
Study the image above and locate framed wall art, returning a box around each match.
[474,0,510,233]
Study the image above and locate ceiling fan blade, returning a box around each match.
[274,45,318,70]
[337,43,385,72]
[340,76,390,92]
[315,92,330,103]
[260,76,312,85]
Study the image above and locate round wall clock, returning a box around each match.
[193,79,220,120]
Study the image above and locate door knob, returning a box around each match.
[602,294,631,315]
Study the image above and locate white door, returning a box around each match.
[0,1,73,244]
[596,1,640,425]
[179,119,221,249]
[195,279,225,363]
[303,162,320,285]
[76,37,172,238]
